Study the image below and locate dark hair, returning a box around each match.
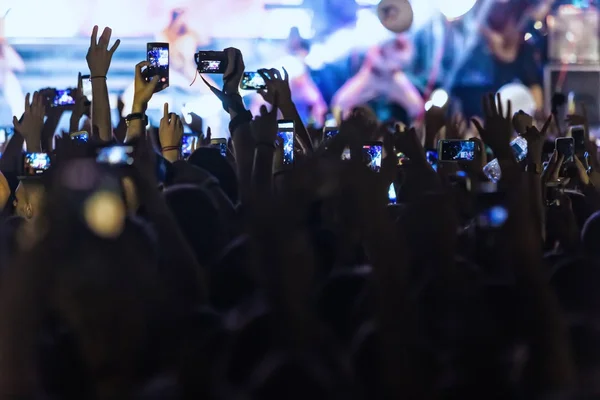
[187,148,239,204]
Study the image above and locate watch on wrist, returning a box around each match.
[125,113,148,127]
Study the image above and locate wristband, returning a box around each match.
[90,76,107,80]
[228,110,253,134]
[162,146,179,152]
[125,113,148,127]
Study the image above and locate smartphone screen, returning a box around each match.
[147,43,169,92]
[96,146,134,166]
[277,120,294,165]
[362,143,383,172]
[324,128,339,140]
[572,127,586,155]
[23,152,51,176]
[52,89,76,107]
[81,74,92,100]
[438,140,477,162]
[195,51,227,74]
[426,150,438,171]
[556,137,575,160]
[70,131,89,142]
[181,135,197,158]
[210,138,228,157]
[240,72,266,90]
[510,136,528,162]
[388,183,397,204]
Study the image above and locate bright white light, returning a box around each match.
[430,89,449,108]
[356,0,380,4]
[524,32,533,41]
[534,21,543,30]
[439,0,477,21]
[424,100,433,111]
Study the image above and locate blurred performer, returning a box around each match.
[410,0,544,118]
[250,28,327,125]
[331,34,424,120]
[0,9,25,120]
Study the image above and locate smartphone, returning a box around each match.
[277,119,295,166]
[240,72,266,90]
[96,146,134,166]
[80,74,92,100]
[48,88,76,107]
[426,150,438,171]
[22,152,51,177]
[482,136,530,183]
[195,51,228,74]
[511,136,528,162]
[388,183,397,205]
[438,139,478,162]
[571,127,586,156]
[70,131,89,142]
[362,142,383,172]
[146,42,169,92]
[181,135,197,158]
[210,138,228,157]
[323,127,339,141]
[556,137,575,161]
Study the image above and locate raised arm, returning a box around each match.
[86,26,121,142]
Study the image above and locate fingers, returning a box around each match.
[163,102,169,120]
[98,26,112,48]
[77,72,83,91]
[135,61,150,76]
[257,69,271,83]
[90,25,98,47]
[259,105,269,117]
[12,116,21,130]
[282,66,289,81]
[270,68,281,80]
[23,92,30,111]
[471,118,484,136]
[496,93,503,117]
[206,127,212,142]
[149,74,160,90]
[506,99,512,120]
[271,91,279,114]
[109,39,121,55]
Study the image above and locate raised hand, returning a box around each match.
[257,67,293,107]
[200,126,212,147]
[472,93,514,161]
[13,92,44,151]
[159,103,183,150]
[133,61,159,111]
[86,25,120,77]
[251,93,279,145]
[222,47,245,96]
[70,73,91,133]
[522,114,553,165]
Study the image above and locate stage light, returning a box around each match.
[424,100,433,111]
[430,89,449,108]
[439,0,477,21]
[534,20,543,30]
[524,32,533,41]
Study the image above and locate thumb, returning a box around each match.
[12,116,21,131]
[206,127,212,142]
[471,118,485,136]
[149,75,160,90]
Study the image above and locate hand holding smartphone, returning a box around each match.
[145,42,169,92]
[41,88,76,108]
[80,74,93,101]
[181,135,197,158]
[555,137,575,162]
[70,131,89,143]
[96,146,134,166]
[362,142,383,172]
[210,138,228,157]
[571,127,586,157]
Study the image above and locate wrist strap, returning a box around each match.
[125,113,148,127]
[229,110,253,134]
[90,76,107,80]
[162,146,179,152]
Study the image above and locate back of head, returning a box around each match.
[188,148,238,204]
[163,184,223,265]
[582,211,600,258]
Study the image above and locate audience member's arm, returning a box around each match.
[86,26,120,142]
[125,62,158,142]
[258,67,313,153]
[251,100,279,200]
[12,92,44,152]
[0,132,24,175]
[158,103,183,163]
